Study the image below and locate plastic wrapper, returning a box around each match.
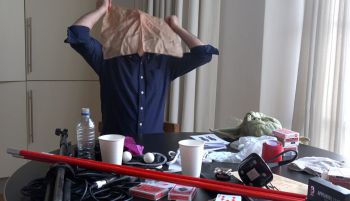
[206,136,277,163]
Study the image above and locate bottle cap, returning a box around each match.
[81,108,90,115]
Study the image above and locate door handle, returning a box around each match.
[25,17,32,74]
[27,90,34,144]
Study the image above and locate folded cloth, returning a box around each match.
[101,5,183,59]
[288,157,345,176]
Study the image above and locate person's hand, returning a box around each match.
[165,15,204,48]
[165,15,180,30]
[96,0,112,12]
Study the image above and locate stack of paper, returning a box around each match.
[191,134,230,151]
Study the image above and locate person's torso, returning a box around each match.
[99,53,171,137]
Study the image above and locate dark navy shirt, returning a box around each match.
[65,25,219,137]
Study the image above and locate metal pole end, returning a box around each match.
[7,148,22,158]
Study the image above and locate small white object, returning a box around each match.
[122,151,132,163]
[95,180,107,189]
[143,152,155,163]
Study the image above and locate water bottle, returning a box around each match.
[76,108,96,159]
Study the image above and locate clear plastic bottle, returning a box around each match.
[76,108,96,159]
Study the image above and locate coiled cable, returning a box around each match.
[21,165,141,201]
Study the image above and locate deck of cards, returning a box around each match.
[273,128,299,147]
[215,194,242,201]
[168,185,197,201]
[129,183,169,200]
[273,128,299,157]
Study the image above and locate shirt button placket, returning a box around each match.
[138,60,145,134]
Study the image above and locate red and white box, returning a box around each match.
[283,146,298,157]
[215,194,242,201]
[283,146,298,152]
[273,128,299,147]
[328,167,350,190]
[168,185,197,201]
[129,183,169,200]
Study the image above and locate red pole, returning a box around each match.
[9,149,306,201]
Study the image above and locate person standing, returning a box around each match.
[65,0,219,138]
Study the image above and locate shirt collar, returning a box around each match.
[126,53,154,63]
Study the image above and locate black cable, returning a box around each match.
[21,166,141,201]
[79,179,88,201]
[22,128,140,200]
[265,183,279,191]
[63,178,71,201]
[266,150,298,168]
[89,186,98,201]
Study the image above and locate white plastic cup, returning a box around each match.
[179,139,205,177]
[98,134,125,165]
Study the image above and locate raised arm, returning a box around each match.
[165,15,219,80]
[74,0,112,29]
[165,15,204,48]
[65,0,112,75]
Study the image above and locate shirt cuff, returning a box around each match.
[64,25,91,44]
[190,45,220,55]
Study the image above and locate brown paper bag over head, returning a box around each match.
[101,5,183,59]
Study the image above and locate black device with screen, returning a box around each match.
[238,153,273,187]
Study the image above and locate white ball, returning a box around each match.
[122,151,132,163]
[143,152,155,163]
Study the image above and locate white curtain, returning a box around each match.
[293,0,350,155]
[136,0,221,132]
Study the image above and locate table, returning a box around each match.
[4,133,347,201]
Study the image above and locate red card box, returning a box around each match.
[129,183,169,200]
[168,185,197,201]
[273,128,300,147]
[273,128,299,139]
[282,145,298,158]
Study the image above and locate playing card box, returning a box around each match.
[129,183,169,200]
[144,180,176,191]
[168,185,197,201]
[283,146,298,157]
[215,194,242,201]
[281,140,299,147]
[273,128,299,140]
[273,128,299,147]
